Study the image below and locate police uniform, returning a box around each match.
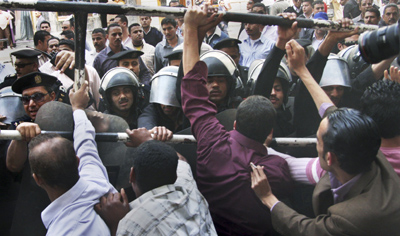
[0,49,42,90]
[213,38,249,88]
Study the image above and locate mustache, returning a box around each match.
[119,98,129,104]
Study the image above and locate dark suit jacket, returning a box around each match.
[270,152,400,236]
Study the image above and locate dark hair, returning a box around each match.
[236,95,276,143]
[116,14,128,24]
[107,23,122,34]
[361,80,400,138]
[92,28,106,37]
[60,30,75,40]
[40,20,51,28]
[169,0,179,6]
[29,134,79,190]
[322,108,380,175]
[365,7,381,18]
[252,3,267,13]
[47,36,59,43]
[161,17,177,27]
[34,30,51,46]
[59,39,75,51]
[132,140,178,194]
[128,23,142,34]
[312,0,324,7]
[303,0,313,4]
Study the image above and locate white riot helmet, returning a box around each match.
[320,55,351,88]
[150,66,180,107]
[200,50,243,97]
[99,67,140,110]
[247,59,292,103]
[0,86,25,124]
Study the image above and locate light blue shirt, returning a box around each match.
[41,109,116,236]
[239,36,275,67]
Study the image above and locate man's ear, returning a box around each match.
[337,43,343,51]
[49,91,56,101]
[129,167,136,184]
[325,152,337,167]
[233,120,236,130]
[32,173,44,187]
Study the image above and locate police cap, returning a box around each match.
[12,72,57,94]
[109,50,144,61]
[213,38,242,50]
[11,49,42,59]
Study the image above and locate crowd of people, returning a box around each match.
[1,0,400,235]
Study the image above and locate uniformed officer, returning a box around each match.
[0,49,41,90]
[213,38,249,87]
[108,50,150,108]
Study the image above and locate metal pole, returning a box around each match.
[0,130,317,146]
[0,1,379,32]
[74,11,88,90]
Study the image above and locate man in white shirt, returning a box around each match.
[28,81,116,235]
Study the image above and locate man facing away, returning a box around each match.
[28,81,116,235]
[181,6,293,235]
[251,39,400,236]
[94,131,216,236]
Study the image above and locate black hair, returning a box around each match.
[29,134,79,190]
[128,23,142,34]
[312,0,324,7]
[132,140,178,194]
[40,20,51,28]
[303,0,313,4]
[92,28,106,37]
[60,30,75,40]
[59,39,75,51]
[384,3,399,14]
[116,14,128,24]
[34,30,51,46]
[365,7,381,18]
[107,23,122,34]
[322,108,380,175]
[361,80,400,139]
[161,17,177,28]
[47,36,59,43]
[236,95,276,143]
[252,3,267,13]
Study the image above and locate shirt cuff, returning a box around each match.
[270,201,281,212]
[319,102,334,118]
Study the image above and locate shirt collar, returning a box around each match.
[329,172,362,204]
[230,130,268,155]
[41,178,86,229]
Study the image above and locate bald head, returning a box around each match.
[29,134,79,190]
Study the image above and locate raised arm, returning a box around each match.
[286,40,332,111]
[253,13,298,97]
[69,81,110,186]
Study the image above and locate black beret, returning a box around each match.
[109,50,144,61]
[164,49,183,60]
[12,72,57,94]
[11,49,42,59]
[213,38,242,50]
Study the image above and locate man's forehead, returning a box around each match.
[92,32,105,38]
[131,26,142,31]
[120,58,139,63]
[22,86,47,95]
[109,26,122,33]
[162,24,175,29]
